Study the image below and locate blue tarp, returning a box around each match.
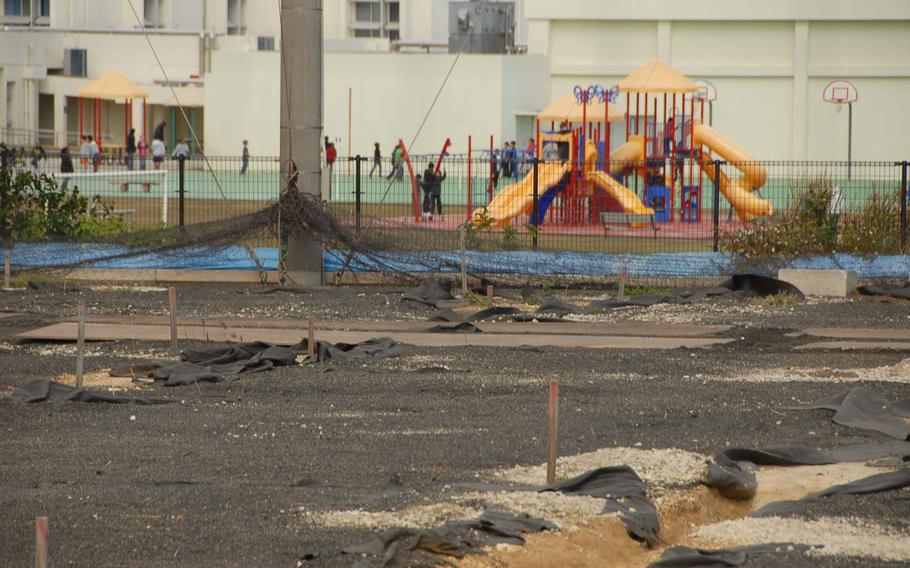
[8,243,910,278]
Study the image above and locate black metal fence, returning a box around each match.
[9,150,910,257]
[11,154,280,229]
[330,154,910,256]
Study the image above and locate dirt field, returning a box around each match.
[1,283,909,567]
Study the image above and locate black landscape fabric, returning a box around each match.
[429,306,563,324]
[111,341,299,386]
[299,337,407,363]
[542,466,660,546]
[426,321,483,333]
[703,443,910,500]
[402,278,454,307]
[9,380,169,405]
[342,510,555,564]
[857,282,910,301]
[790,387,910,440]
[754,469,910,517]
[648,543,814,567]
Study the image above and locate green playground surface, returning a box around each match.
[66,167,902,216]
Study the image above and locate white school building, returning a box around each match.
[1,0,909,160]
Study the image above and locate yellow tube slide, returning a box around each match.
[607,136,645,174]
[588,171,654,216]
[693,124,772,221]
[474,162,570,227]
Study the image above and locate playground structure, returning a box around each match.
[474,59,773,230]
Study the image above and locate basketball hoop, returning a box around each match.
[823,80,858,104]
[693,79,717,102]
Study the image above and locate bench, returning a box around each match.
[600,211,660,236]
[109,180,160,193]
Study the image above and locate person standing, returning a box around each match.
[0,142,10,172]
[153,121,166,142]
[387,142,403,181]
[30,145,46,171]
[59,146,74,191]
[89,136,101,172]
[421,163,435,220]
[126,128,137,170]
[430,165,446,220]
[240,140,250,175]
[79,136,91,170]
[151,137,166,169]
[369,142,382,177]
[138,138,148,170]
[171,138,190,159]
[325,141,337,197]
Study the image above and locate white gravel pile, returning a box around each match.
[491,447,709,490]
[693,516,910,562]
[303,502,481,530]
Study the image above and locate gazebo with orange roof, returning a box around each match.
[616,59,703,222]
[75,70,149,150]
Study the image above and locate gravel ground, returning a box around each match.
[1,283,909,567]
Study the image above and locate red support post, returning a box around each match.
[605,94,611,165]
[625,92,630,141]
[488,135,494,203]
[635,93,640,134]
[467,135,472,222]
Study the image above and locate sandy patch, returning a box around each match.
[454,491,613,529]
[730,357,910,384]
[492,447,709,490]
[55,371,143,391]
[693,517,910,562]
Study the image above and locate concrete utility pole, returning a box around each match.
[281,0,324,286]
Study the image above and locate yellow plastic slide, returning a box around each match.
[588,171,654,216]
[693,124,772,221]
[474,162,569,226]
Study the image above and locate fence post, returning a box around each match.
[900,161,908,251]
[178,155,186,227]
[712,160,722,252]
[531,158,540,251]
[354,155,362,232]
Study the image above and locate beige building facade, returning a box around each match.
[1,0,909,160]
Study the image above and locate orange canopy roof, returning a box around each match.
[617,59,699,94]
[76,70,149,101]
[537,93,626,123]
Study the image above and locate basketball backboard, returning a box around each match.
[823,80,858,104]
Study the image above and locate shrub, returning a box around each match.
[720,177,903,260]
[0,168,127,250]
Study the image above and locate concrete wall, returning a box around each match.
[204,50,280,156]
[527,0,910,161]
[204,50,548,156]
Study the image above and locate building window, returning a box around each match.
[227,0,243,35]
[350,0,399,39]
[353,29,380,38]
[257,36,275,51]
[386,1,398,24]
[353,1,380,24]
[64,49,87,78]
[144,0,161,28]
[3,0,29,17]
[39,0,49,17]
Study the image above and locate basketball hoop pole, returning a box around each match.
[708,101,713,127]
[847,101,853,180]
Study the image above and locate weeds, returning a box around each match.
[720,177,905,261]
